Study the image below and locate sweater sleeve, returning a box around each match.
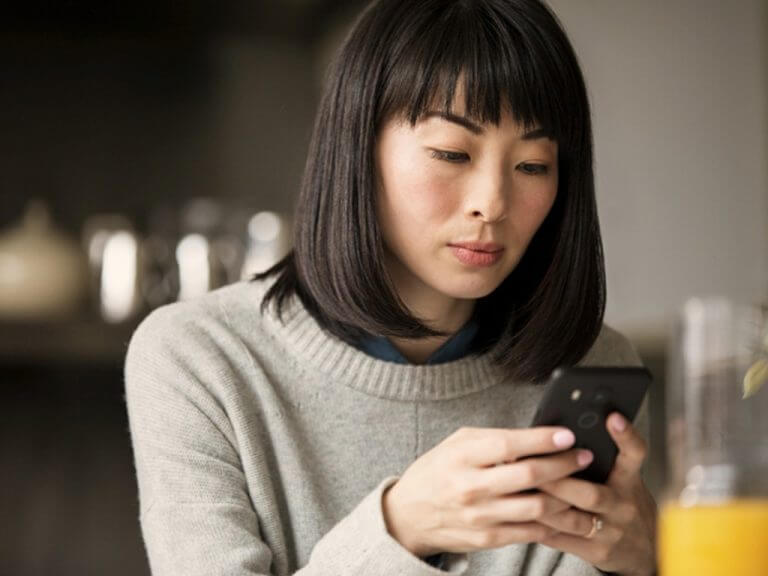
[124,305,469,576]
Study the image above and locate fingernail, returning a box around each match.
[553,429,575,448]
[610,413,627,432]
[577,450,594,467]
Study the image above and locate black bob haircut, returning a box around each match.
[253,0,606,383]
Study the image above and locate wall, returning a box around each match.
[548,0,768,345]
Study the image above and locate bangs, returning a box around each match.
[376,1,568,140]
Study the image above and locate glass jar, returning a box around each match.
[659,297,768,575]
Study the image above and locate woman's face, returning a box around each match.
[374,99,559,307]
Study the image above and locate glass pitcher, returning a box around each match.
[659,297,768,575]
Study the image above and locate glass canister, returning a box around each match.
[659,297,768,575]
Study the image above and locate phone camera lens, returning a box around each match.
[577,412,599,429]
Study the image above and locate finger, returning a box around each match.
[457,426,577,468]
[478,448,594,495]
[540,532,604,564]
[536,507,594,537]
[480,521,558,545]
[605,412,647,482]
[537,476,617,514]
[461,493,571,526]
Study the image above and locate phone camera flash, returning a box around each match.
[570,389,582,401]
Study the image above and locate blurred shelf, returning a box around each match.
[0,315,143,367]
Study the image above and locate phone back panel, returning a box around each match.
[530,366,651,483]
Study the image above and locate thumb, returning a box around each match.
[606,411,647,484]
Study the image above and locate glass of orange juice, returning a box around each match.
[660,298,768,575]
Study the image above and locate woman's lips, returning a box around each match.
[449,241,503,252]
[448,244,504,267]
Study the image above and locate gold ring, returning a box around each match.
[585,515,603,539]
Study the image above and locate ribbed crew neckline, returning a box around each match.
[248,277,507,402]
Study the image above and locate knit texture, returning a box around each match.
[124,276,650,575]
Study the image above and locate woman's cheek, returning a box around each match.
[514,182,557,230]
[534,185,558,227]
[399,170,457,222]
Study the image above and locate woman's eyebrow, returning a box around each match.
[520,127,554,141]
[422,111,553,140]
[423,111,485,134]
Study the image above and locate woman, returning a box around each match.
[125,0,658,574]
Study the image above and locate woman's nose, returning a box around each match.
[466,169,509,223]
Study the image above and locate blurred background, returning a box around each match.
[0,0,765,574]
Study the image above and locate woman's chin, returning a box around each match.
[435,275,503,300]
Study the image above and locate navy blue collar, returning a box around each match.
[354,319,479,365]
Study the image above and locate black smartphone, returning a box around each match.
[529,366,651,484]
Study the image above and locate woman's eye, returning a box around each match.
[430,149,470,163]
[518,163,549,176]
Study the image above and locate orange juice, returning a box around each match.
[659,500,768,575]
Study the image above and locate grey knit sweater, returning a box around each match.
[124,276,649,575]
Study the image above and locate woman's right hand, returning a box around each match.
[382,426,594,557]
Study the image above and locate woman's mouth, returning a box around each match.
[448,243,504,267]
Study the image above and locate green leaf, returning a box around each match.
[743,358,768,399]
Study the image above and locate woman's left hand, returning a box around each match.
[534,412,658,576]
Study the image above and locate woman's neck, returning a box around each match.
[382,248,476,363]
[388,288,475,364]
